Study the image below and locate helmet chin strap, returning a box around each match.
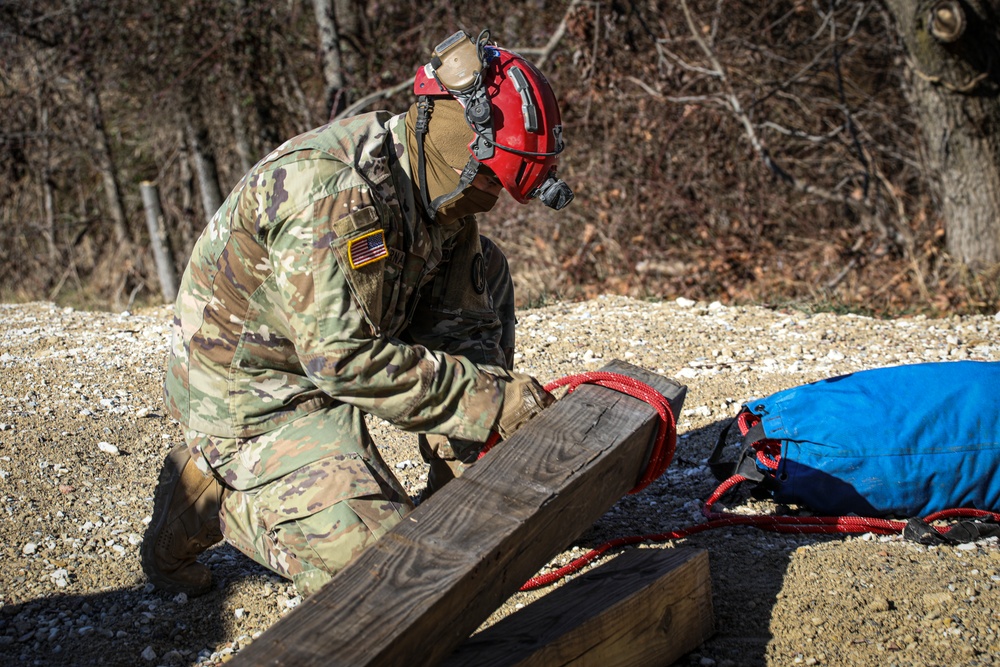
[415,96,480,222]
[429,158,480,217]
[415,96,435,221]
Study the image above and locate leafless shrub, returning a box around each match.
[0,0,993,314]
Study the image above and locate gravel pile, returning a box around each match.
[2,296,999,666]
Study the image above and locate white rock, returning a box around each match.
[675,297,696,308]
[173,592,188,605]
[97,442,120,455]
[235,608,245,619]
[22,542,37,555]
[141,645,156,661]
[50,569,69,587]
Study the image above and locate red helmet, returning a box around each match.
[413,30,573,208]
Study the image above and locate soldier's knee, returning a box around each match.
[270,495,408,596]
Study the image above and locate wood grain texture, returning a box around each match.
[231,361,686,667]
[442,548,714,667]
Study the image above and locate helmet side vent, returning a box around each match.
[514,160,528,186]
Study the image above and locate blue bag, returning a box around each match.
[709,361,1000,518]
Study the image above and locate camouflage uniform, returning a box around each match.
[164,111,515,594]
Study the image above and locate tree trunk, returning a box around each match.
[181,108,224,222]
[39,107,58,264]
[84,81,131,246]
[334,0,366,46]
[176,129,198,258]
[231,0,282,153]
[313,0,348,120]
[884,0,1000,267]
[230,99,254,175]
[140,181,178,303]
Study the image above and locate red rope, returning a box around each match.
[479,371,677,494]
[514,376,1000,591]
[522,472,1000,591]
[542,372,677,493]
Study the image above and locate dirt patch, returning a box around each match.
[1,297,999,666]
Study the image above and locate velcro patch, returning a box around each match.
[348,230,388,269]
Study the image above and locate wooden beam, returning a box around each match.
[442,548,714,667]
[231,361,686,667]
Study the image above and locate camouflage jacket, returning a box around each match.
[165,111,508,443]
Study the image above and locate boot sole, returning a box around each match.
[141,445,213,597]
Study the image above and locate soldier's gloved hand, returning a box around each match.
[495,372,555,440]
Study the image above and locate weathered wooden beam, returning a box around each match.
[443,548,714,667]
[232,360,686,667]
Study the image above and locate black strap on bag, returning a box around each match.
[708,408,768,483]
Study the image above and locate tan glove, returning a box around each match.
[495,372,556,440]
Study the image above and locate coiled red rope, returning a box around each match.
[543,371,678,493]
[488,370,678,590]
[478,371,677,493]
[504,372,1000,592]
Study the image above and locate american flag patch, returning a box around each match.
[348,230,388,269]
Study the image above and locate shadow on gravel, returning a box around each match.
[568,418,846,667]
[0,419,846,667]
[0,544,277,667]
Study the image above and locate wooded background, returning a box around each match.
[2,0,998,315]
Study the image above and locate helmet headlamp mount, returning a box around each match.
[536,170,575,210]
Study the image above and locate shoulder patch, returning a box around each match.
[349,229,388,269]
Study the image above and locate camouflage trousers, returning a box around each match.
[186,237,515,596]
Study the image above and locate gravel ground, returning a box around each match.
[2,295,1000,666]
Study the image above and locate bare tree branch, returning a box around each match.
[333,77,414,121]
[760,120,844,143]
[625,75,664,99]
[335,1,581,121]
[534,0,582,69]
[676,0,868,211]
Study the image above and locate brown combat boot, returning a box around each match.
[141,443,226,596]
